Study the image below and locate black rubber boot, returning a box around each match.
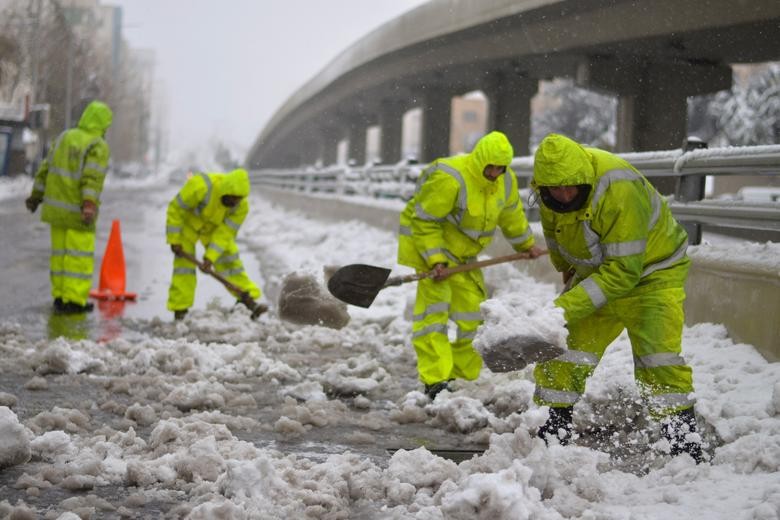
[662,408,704,463]
[174,309,188,321]
[538,406,574,445]
[56,301,94,314]
[424,381,450,400]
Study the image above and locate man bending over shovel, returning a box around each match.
[166,168,262,320]
[530,133,703,462]
[398,131,545,399]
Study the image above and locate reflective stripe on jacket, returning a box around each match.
[166,168,251,263]
[32,101,112,231]
[397,131,534,271]
[532,134,690,322]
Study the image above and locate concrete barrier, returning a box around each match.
[684,250,780,361]
[261,189,779,362]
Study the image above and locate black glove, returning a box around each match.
[170,244,184,256]
[25,195,42,213]
[200,258,213,273]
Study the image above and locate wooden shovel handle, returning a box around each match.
[384,250,548,287]
[175,249,246,296]
[174,249,266,318]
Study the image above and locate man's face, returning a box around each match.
[547,186,580,204]
[483,164,506,182]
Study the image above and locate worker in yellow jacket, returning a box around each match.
[25,100,113,313]
[398,131,545,399]
[531,133,702,462]
[166,168,261,320]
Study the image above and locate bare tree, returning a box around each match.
[0,0,116,130]
[0,34,24,100]
[1,0,157,166]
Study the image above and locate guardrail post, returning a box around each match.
[676,138,708,202]
[336,168,345,196]
[676,138,708,245]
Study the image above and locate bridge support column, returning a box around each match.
[485,75,538,158]
[320,125,342,167]
[300,136,320,166]
[347,123,367,166]
[578,57,731,193]
[278,151,300,169]
[379,100,404,164]
[420,90,453,162]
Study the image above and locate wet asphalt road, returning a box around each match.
[0,177,261,338]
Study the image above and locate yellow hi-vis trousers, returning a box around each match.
[50,225,95,306]
[412,270,486,385]
[167,237,261,312]
[533,286,695,419]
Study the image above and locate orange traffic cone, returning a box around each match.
[89,219,137,301]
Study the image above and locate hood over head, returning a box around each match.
[77,101,113,134]
[532,133,595,213]
[221,168,250,197]
[469,131,514,172]
[532,133,595,187]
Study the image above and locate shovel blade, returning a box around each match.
[482,334,566,373]
[250,302,269,320]
[327,264,392,308]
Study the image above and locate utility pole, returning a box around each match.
[30,0,42,105]
[65,34,73,129]
[30,0,45,172]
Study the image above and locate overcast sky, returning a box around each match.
[111,0,428,159]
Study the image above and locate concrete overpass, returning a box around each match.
[246,0,780,172]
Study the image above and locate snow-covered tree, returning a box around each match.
[708,63,780,146]
[531,79,617,150]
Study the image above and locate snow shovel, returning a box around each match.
[175,250,268,319]
[480,269,574,372]
[480,334,566,372]
[327,250,548,308]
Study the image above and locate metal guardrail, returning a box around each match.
[250,144,780,244]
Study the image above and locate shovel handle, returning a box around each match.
[175,249,267,318]
[384,250,548,287]
[175,250,245,295]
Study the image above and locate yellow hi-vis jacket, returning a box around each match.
[532,134,690,323]
[31,100,113,231]
[166,168,251,263]
[398,131,535,271]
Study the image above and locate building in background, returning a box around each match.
[449,92,488,155]
[0,0,160,176]
[0,102,28,176]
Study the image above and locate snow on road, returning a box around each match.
[0,175,779,519]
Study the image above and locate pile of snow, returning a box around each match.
[0,177,778,518]
[0,174,32,202]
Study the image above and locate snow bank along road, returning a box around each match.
[0,178,778,519]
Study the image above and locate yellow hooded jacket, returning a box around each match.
[398,131,535,271]
[166,168,251,263]
[532,134,690,322]
[31,100,113,231]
